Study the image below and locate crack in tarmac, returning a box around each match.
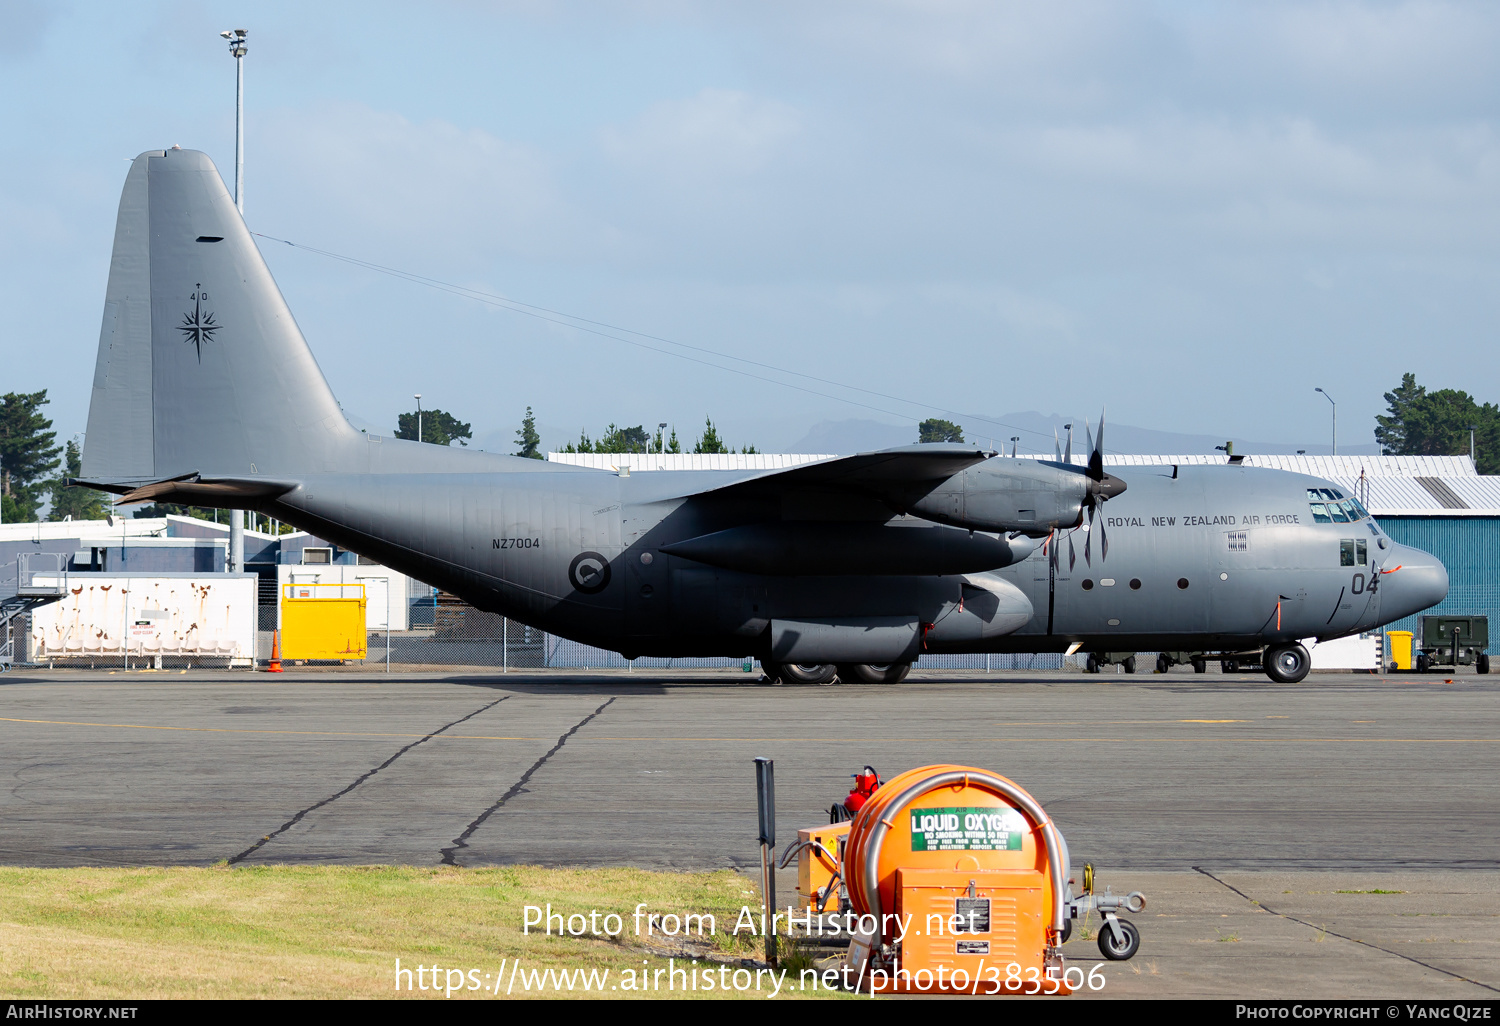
[440,697,615,866]
[227,696,509,865]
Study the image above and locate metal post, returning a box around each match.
[754,757,777,967]
[234,49,243,213]
[503,616,507,673]
[1316,388,1337,456]
[385,573,391,673]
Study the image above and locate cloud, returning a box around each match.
[0,0,56,60]
[600,87,802,181]
[254,100,597,265]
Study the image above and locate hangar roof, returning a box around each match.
[549,451,1499,516]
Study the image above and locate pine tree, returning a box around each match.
[0,390,63,522]
[48,440,109,521]
[395,408,472,446]
[514,406,543,459]
[694,417,728,454]
[918,418,964,444]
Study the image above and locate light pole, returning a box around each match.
[221,28,248,572]
[220,30,247,213]
[658,422,668,456]
[1315,387,1336,455]
[414,394,422,443]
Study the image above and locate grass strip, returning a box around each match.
[0,865,841,1000]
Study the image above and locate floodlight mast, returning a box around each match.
[222,29,248,572]
[221,29,247,214]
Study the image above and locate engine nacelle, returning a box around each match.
[904,458,1093,535]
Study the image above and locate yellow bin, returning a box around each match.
[1386,630,1414,671]
[281,583,367,660]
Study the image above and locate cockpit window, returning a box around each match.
[1309,487,1366,524]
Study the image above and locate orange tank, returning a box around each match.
[842,765,1073,995]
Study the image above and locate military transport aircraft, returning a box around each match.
[78,148,1448,685]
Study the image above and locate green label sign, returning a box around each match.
[910,807,1026,852]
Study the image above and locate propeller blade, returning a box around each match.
[1054,429,1062,462]
[1068,530,1076,571]
[1064,423,1073,464]
[1087,408,1105,482]
[1099,513,1109,561]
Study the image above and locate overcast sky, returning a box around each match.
[2,1,1497,455]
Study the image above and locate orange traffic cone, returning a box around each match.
[267,630,284,673]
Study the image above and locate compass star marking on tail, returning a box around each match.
[178,283,220,361]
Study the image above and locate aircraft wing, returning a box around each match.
[682,444,995,502]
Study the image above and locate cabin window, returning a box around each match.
[1340,539,1357,566]
[1225,531,1248,551]
[1356,539,1367,564]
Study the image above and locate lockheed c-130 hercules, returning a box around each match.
[78,148,1449,685]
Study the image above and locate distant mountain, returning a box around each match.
[789,412,1379,457]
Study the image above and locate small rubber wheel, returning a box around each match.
[1479,653,1490,675]
[1098,919,1140,960]
[1085,654,1099,674]
[1156,653,1171,674]
[1059,918,1073,944]
[837,662,912,685]
[1192,659,1206,674]
[1123,655,1136,674]
[1416,652,1429,673]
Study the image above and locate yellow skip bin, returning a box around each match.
[281,583,367,660]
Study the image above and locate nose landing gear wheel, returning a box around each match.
[1263,643,1311,684]
[1098,919,1140,960]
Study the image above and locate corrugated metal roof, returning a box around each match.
[547,452,837,471]
[545,449,1500,515]
[1095,454,1476,477]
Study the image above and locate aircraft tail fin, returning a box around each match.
[82,147,358,488]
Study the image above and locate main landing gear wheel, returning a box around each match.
[1098,919,1140,960]
[836,662,912,685]
[1156,653,1172,674]
[1192,658,1207,674]
[1085,654,1100,674]
[767,662,837,685]
[1122,656,1137,674]
[1264,643,1311,684]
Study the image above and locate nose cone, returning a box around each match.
[1380,543,1449,620]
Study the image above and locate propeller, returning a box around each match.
[1052,411,1127,569]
